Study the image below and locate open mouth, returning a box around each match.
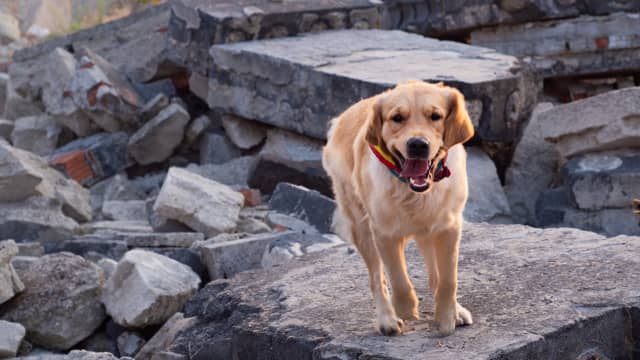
[392,149,433,193]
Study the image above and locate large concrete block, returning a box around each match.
[541,87,640,158]
[168,0,383,75]
[168,223,640,359]
[470,13,640,78]
[209,29,536,143]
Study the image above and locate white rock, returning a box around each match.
[153,167,244,237]
[0,320,25,358]
[0,141,91,222]
[465,147,512,223]
[0,240,25,305]
[101,249,201,328]
[221,114,267,150]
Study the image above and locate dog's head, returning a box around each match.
[366,80,474,192]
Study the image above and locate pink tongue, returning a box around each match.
[400,159,429,177]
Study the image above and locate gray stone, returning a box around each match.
[564,153,640,211]
[199,132,241,165]
[181,114,212,150]
[235,217,271,235]
[504,102,556,225]
[542,87,640,158]
[81,221,153,234]
[0,140,92,222]
[128,104,190,165]
[49,234,128,260]
[135,313,197,360]
[138,94,169,122]
[268,182,336,233]
[102,200,148,222]
[42,48,96,137]
[563,207,640,237]
[49,132,130,187]
[1,252,106,350]
[0,239,25,305]
[249,128,330,195]
[153,167,245,237]
[0,119,13,140]
[169,223,640,359]
[2,90,43,121]
[0,12,20,44]
[11,115,61,157]
[123,232,204,248]
[100,174,148,203]
[261,232,344,268]
[198,231,326,280]
[185,156,257,188]
[265,212,319,234]
[168,0,382,74]
[470,13,640,78]
[220,115,267,150]
[0,74,7,116]
[188,72,208,103]
[465,147,512,224]
[97,258,117,280]
[116,331,145,357]
[101,249,201,328]
[76,331,117,355]
[0,320,25,358]
[146,247,208,283]
[0,196,78,244]
[209,29,535,143]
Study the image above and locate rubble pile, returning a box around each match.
[0,0,638,359]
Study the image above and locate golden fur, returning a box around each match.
[322,80,474,336]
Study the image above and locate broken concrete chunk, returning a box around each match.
[504,102,556,225]
[0,141,91,222]
[0,320,25,358]
[138,93,170,122]
[0,240,25,305]
[0,196,79,244]
[116,331,146,357]
[182,114,211,149]
[11,115,61,157]
[199,132,242,165]
[135,312,197,360]
[49,132,130,186]
[465,147,512,224]
[262,232,344,268]
[185,156,257,188]
[123,232,205,248]
[249,128,330,195]
[1,252,106,351]
[221,114,267,150]
[542,87,640,158]
[102,200,148,222]
[0,13,20,45]
[268,182,336,233]
[101,249,201,328]
[128,103,190,165]
[154,167,245,237]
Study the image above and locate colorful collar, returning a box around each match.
[368,144,451,183]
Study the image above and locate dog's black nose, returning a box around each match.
[407,137,430,159]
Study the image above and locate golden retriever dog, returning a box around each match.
[322,80,475,336]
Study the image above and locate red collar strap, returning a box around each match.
[368,144,450,183]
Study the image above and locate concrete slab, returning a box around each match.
[470,13,640,78]
[208,29,536,143]
[167,223,640,359]
[168,0,383,74]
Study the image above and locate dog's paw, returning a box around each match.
[392,293,420,321]
[456,303,473,326]
[436,302,473,336]
[377,313,404,336]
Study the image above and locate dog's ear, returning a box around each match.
[443,87,474,149]
[365,97,385,147]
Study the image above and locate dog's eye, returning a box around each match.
[431,112,442,121]
[392,114,404,123]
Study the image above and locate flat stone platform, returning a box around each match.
[168,223,640,359]
[208,29,536,142]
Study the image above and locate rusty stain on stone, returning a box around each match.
[595,36,609,49]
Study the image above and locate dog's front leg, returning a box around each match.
[431,223,473,336]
